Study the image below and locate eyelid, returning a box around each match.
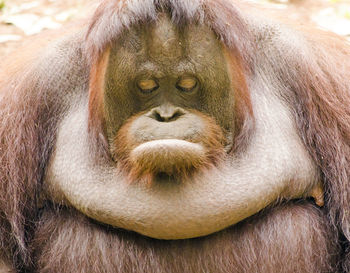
[137,79,159,93]
[176,76,197,92]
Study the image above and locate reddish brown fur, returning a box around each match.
[0,26,88,269]
[263,26,350,269]
[224,49,254,153]
[30,202,340,273]
[0,0,349,272]
[88,47,111,158]
[0,43,65,266]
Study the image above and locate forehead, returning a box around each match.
[114,13,225,70]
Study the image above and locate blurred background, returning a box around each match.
[0,0,349,56]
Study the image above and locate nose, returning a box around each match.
[147,104,185,122]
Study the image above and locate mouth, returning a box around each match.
[130,139,207,176]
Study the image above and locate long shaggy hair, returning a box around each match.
[31,202,339,273]
[0,0,349,272]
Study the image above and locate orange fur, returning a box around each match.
[112,110,225,183]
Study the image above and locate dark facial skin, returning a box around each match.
[104,13,235,150]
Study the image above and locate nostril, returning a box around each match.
[154,112,164,122]
[148,108,185,122]
[170,111,183,121]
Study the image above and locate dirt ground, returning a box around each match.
[0,0,349,56]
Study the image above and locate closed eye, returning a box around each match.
[137,79,159,94]
[176,76,197,92]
